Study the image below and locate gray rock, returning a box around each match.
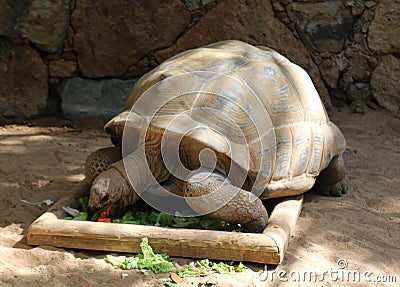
[72,0,190,78]
[287,1,354,53]
[0,0,70,53]
[368,0,400,54]
[60,78,137,120]
[0,38,48,119]
[371,55,400,113]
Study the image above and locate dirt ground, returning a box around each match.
[0,107,399,287]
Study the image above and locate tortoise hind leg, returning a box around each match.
[314,155,348,196]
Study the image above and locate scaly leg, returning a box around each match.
[85,146,122,184]
[314,155,348,196]
[183,171,268,232]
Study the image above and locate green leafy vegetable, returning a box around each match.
[62,196,248,232]
[176,262,200,278]
[112,210,174,227]
[90,208,102,221]
[62,206,88,221]
[85,268,95,274]
[20,199,53,208]
[176,259,248,278]
[235,262,247,272]
[160,278,182,287]
[105,238,175,274]
[79,196,88,212]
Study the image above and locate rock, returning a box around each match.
[319,59,340,90]
[184,0,216,11]
[271,1,285,12]
[348,83,371,102]
[49,59,77,78]
[286,1,354,53]
[351,3,364,16]
[154,0,332,109]
[364,1,375,8]
[0,0,70,53]
[351,100,368,114]
[0,38,47,119]
[71,0,190,78]
[371,55,400,113]
[368,0,400,54]
[347,54,373,82]
[63,26,75,52]
[343,44,377,82]
[60,77,137,120]
[275,13,292,25]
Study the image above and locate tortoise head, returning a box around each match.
[88,167,133,216]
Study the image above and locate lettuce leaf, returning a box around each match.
[105,238,175,273]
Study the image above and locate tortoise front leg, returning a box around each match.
[85,146,122,184]
[183,171,268,233]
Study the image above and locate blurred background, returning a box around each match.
[0,0,399,122]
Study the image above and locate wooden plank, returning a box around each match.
[27,193,303,264]
[263,195,303,263]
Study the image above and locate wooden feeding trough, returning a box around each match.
[27,183,302,264]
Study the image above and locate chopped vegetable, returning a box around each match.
[62,196,248,232]
[105,255,126,269]
[121,273,129,279]
[112,210,174,227]
[105,238,175,274]
[79,197,88,212]
[62,206,88,221]
[85,268,95,274]
[98,209,111,223]
[62,206,81,217]
[170,273,184,284]
[90,208,102,221]
[20,199,53,208]
[176,259,248,278]
[160,278,182,287]
[235,262,247,272]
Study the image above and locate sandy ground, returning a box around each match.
[0,108,399,287]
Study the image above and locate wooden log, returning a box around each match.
[263,195,303,263]
[27,195,303,264]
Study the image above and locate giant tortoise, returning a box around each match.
[85,40,347,232]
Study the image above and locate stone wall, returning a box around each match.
[0,0,399,120]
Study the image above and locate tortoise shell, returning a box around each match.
[105,40,345,199]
